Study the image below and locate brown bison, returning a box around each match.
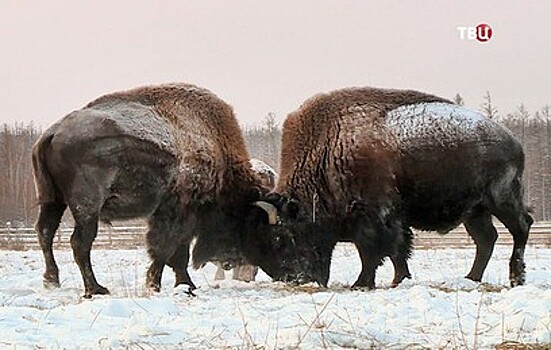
[32,83,315,298]
[259,86,533,289]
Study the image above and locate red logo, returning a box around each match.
[476,23,493,42]
[457,23,493,42]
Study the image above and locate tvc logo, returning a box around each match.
[457,23,493,42]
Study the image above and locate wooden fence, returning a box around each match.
[0,225,147,251]
[0,222,550,251]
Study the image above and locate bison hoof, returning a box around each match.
[509,273,525,288]
[351,281,375,290]
[174,284,197,297]
[147,283,161,293]
[83,285,110,299]
[391,274,412,288]
[465,273,483,282]
[43,273,60,289]
[175,281,197,291]
[43,278,60,290]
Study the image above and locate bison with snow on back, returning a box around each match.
[32,83,315,298]
[259,87,532,289]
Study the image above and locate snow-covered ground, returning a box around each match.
[0,244,550,349]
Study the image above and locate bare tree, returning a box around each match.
[480,90,498,119]
[541,106,551,220]
[0,123,40,226]
[243,113,282,171]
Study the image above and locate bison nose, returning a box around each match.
[222,261,234,270]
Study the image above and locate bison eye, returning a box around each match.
[284,200,299,219]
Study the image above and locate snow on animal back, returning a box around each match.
[93,100,178,155]
[85,86,227,202]
[250,158,277,188]
[386,102,504,151]
[85,85,220,157]
[250,158,277,178]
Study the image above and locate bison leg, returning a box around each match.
[389,255,412,287]
[389,227,413,287]
[145,232,169,292]
[352,231,385,289]
[146,260,165,292]
[70,216,109,298]
[214,264,226,280]
[167,243,197,291]
[352,243,384,289]
[463,210,498,282]
[36,201,67,289]
[352,211,410,289]
[232,265,258,282]
[502,211,532,287]
[145,209,192,292]
[491,194,533,287]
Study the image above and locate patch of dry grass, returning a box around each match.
[495,341,551,350]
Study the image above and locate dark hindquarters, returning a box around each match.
[36,201,67,288]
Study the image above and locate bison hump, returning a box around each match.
[80,101,177,155]
[386,102,513,151]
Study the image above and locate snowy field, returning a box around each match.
[0,244,550,349]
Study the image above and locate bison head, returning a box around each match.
[189,194,335,287]
[242,195,336,287]
[191,205,249,270]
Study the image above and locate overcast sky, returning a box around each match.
[1,1,550,127]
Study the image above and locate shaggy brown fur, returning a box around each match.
[277,86,450,217]
[84,83,259,207]
[32,83,279,297]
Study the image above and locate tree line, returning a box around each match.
[1,96,550,226]
[0,123,40,226]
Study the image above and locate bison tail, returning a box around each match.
[31,131,57,204]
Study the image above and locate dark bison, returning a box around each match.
[259,87,533,289]
[214,158,277,282]
[32,83,314,298]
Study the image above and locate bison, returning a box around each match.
[32,83,315,298]
[258,87,533,289]
[214,158,277,282]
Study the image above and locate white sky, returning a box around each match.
[1,1,550,127]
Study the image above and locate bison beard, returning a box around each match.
[260,86,532,289]
[31,83,316,298]
[213,158,278,282]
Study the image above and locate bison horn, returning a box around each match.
[253,201,279,225]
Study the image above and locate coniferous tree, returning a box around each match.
[480,91,498,119]
[453,93,465,106]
